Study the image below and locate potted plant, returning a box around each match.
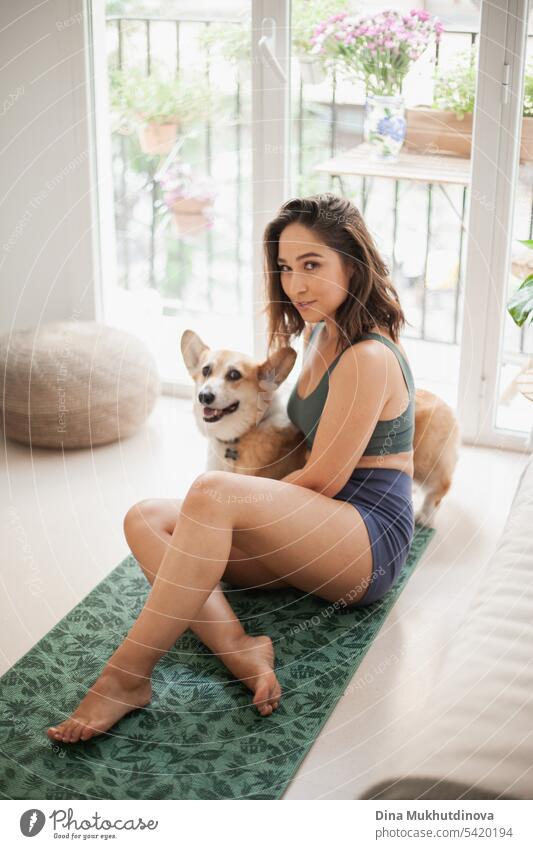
[293,0,351,85]
[407,47,533,161]
[197,21,250,78]
[508,239,533,328]
[198,0,353,85]
[310,8,444,161]
[109,66,214,156]
[405,46,475,157]
[157,161,217,238]
[505,239,533,404]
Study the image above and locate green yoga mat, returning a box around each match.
[0,524,435,800]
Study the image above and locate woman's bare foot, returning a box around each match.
[220,634,281,716]
[46,665,152,744]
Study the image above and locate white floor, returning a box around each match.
[0,394,529,799]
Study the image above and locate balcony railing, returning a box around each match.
[104,14,532,359]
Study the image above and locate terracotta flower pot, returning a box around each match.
[171,196,214,237]
[137,122,180,156]
[406,107,533,162]
[520,118,533,163]
[405,107,472,157]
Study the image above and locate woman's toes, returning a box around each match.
[48,724,65,741]
[48,718,82,744]
[69,724,83,744]
[253,678,281,715]
[62,723,74,744]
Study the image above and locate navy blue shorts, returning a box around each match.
[332,466,415,607]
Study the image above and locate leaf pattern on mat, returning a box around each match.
[0,526,435,799]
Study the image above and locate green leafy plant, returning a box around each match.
[198,0,352,66]
[292,0,351,56]
[197,21,249,66]
[508,239,533,328]
[523,68,533,117]
[433,47,533,119]
[108,65,214,130]
[432,48,477,118]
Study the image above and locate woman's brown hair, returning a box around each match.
[262,192,409,355]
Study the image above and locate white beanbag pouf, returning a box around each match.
[0,321,160,449]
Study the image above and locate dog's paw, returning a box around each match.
[414,507,434,528]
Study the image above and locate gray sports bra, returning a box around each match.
[287,321,415,456]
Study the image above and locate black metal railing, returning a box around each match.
[105,15,532,356]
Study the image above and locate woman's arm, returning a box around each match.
[279,466,313,487]
[282,342,389,497]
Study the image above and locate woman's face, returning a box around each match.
[277,222,353,323]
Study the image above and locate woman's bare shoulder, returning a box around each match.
[366,324,409,360]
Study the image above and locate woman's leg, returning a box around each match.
[47,485,286,744]
[47,470,373,744]
[122,498,284,712]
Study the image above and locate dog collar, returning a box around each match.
[216,436,240,461]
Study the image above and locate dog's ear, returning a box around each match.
[256,346,297,389]
[181,329,209,376]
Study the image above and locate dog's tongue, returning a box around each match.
[203,407,220,418]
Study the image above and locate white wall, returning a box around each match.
[0,0,98,334]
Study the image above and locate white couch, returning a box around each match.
[360,451,533,800]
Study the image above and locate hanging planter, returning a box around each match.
[108,66,214,158]
[157,161,217,239]
[137,121,181,156]
[171,196,215,237]
[172,200,214,238]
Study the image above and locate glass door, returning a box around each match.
[286,0,482,406]
[90,0,290,389]
[493,8,533,444]
[457,0,531,451]
[286,0,532,450]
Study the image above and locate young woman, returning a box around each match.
[46,192,415,744]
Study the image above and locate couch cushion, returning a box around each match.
[360,451,533,800]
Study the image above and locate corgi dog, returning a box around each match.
[180,329,307,479]
[412,389,460,527]
[181,329,460,527]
